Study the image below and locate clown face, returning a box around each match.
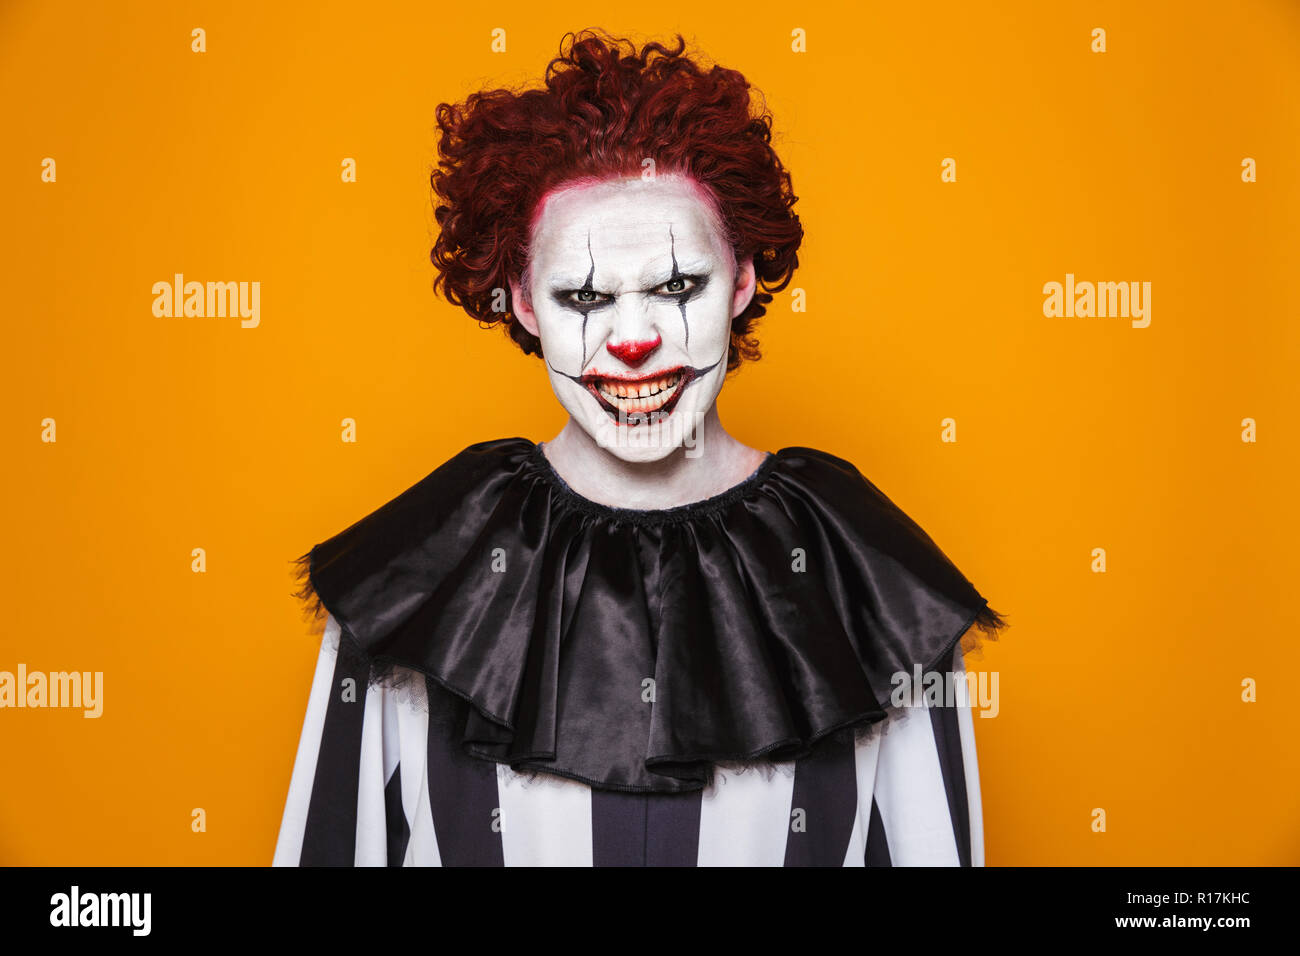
[510,174,756,463]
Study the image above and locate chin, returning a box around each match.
[556,377,716,461]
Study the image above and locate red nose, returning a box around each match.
[605,335,661,368]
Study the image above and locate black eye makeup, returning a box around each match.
[551,273,708,310]
[653,274,708,297]
[557,287,613,309]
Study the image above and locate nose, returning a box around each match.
[605,334,662,368]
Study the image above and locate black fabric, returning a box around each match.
[299,636,369,865]
[591,787,704,866]
[383,765,410,867]
[865,798,892,867]
[784,729,859,866]
[293,436,1007,795]
[644,790,703,866]
[929,698,973,867]
[423,675,505,866]
[591,790,647,867]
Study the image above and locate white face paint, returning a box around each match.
[511,174,755,463]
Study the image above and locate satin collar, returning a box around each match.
[294,437,1006,793]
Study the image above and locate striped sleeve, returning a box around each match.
[273,614,425,866]
[864,644,985,867]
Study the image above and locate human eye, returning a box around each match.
[562,289,612,307]
[654,275,701,296]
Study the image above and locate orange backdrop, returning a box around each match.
[2,0,1297,865]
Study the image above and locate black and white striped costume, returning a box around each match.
[274,438,1007,866]
[274,614,984,866]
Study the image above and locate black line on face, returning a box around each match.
[547,231,603,371]
[668,225,690,350]
[578,231,596,370]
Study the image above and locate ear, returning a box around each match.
[509,275,539,338]
[731,255,757,319]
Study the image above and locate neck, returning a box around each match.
[541,406,768,510]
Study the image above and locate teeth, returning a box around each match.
[595,371,684,410]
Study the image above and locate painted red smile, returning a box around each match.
[579,366,695,425]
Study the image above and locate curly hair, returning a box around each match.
[429,29,803,372]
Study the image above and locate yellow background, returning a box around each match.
[2,0,1297,864]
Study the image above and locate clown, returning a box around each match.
[275,30,1007,867]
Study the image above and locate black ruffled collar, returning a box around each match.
[293,437,1006,793]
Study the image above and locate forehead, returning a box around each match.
[529,175,727,271]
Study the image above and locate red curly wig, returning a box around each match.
[429,29,803,372]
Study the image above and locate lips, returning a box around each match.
[580,366,695,425]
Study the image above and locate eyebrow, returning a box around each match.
[544,256,714,291]
[643,255,712,286]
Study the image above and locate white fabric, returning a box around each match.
[497,764,594,866]
[957,660,986,866]
[696,762,797,866]
[271,616,341,866]
[873,695,962,865]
